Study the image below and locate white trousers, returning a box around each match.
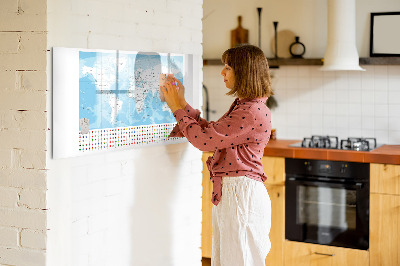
[212,176,271,266]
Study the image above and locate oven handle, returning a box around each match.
[286,177,364,189]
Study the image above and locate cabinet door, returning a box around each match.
[202,152,213,258]
[370,163,400,195]
[261,156,285,185]
[264,184,284,266]
[370,193,400,266]
[284,241,369,266]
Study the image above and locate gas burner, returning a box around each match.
[340,137,377,151]
[301,135,339,149]
[290,136,380,151]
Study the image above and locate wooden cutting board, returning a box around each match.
[231,16,249,48]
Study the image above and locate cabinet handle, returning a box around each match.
[314,252,335,257]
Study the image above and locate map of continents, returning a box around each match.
[78,51,183,132]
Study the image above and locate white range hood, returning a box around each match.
[320,0,365,71]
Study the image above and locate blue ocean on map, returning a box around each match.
[79,51,183,131]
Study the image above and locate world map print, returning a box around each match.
[79,51,184,132]
[52,47,195,158]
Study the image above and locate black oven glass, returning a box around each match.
[298,186,357,240]
[285,158,369,250]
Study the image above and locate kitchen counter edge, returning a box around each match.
[263,139,400,165]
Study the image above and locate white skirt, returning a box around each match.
[212,176,271,266]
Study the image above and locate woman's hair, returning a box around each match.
[221,44,273,99]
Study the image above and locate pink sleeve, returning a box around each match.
[169,103,210,138]
[172,106,256,152]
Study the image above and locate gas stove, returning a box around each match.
[289,135,381,151]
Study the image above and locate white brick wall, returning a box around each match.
[0,0,48,265]
[46,1,203,266]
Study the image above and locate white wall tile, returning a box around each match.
[388,91,400,104]
[374,90,388,104]
[361,90,375,104]
[375,104,389,117]
[388,75,400,91]
[204,65,400,144]
[374,77,388,91]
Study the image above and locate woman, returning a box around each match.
[161,44,273,266]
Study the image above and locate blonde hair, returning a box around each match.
[221,44,273,99]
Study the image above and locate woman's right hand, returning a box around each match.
[168,75,187,108]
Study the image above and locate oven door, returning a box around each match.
[285,177,369,250]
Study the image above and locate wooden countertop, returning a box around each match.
[263,139,400,165]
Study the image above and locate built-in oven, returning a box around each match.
[285,158,370,250]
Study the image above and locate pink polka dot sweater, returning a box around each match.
[169,97,272,206]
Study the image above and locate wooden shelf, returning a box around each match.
[203,58,323,67]
[359,57,400,65]
[203,57,400,67]
[268,58,322,67]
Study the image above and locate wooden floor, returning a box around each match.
[202,257,211,266]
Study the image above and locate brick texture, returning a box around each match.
[0,0,47,264]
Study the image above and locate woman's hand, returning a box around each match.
[160,76,184,114]
[172,76,187,108]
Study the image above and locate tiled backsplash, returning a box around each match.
[203,65,400,144]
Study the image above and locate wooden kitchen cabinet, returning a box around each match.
[264,184,285,266]
[201,154,286,265]
[370,163,400,195]
[284,241,369,266]
[370,163,400,266]
[262,156,285,266]
[202,152,213,258]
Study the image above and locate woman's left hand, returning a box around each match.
[160,76,183,113]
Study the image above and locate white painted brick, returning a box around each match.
[134,24,170,41]
[0,149,11,169]
[152,39,181,55]
[0,247,45,266]
[121,8,155,24]
[129,0,167,13]
[0,33,47,71]
[190,3,203,19]
[181,16,202,30]
[0,227,19,247]
[17,70,47,91]
[88,212,109,233]
[0,129,46,151]
[71,218,88,237]
[0,51,46,71]
[152,10,181,27]
[19,0,47,15]
[0,13,46,32]
[0,71,16,90]
[166,0,193,15]
[87,34,124,51]
[120,36,153,52]
[0,32,20,54]
[0,169,47,189]
[105,178,123,196]
[20,150,46,170]
[20,229,46,249]
[0,90,46,111]
[87,1,125,22]
[0,110,47,131]
[0,187,19,208]
[19,189,46,209]
[0,208,46,230]
[0,0,18,13]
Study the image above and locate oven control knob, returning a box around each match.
[340,164,347,174]
[304,162,312,171]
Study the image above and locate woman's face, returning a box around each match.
[220,64,235,89]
